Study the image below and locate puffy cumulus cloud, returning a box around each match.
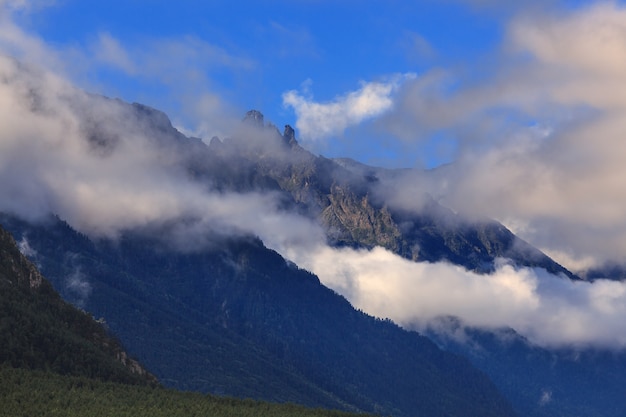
[510,2,626,81]
[282,74,415,148]
[377,2,626,271]
[282,243,626,349]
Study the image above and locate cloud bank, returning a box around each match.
[274,3,626,349]
[284,244,626,349]
[277,2,626,271]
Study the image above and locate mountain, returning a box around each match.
[0,83,600,417]
[0,230,375,417]
[424,319,626,417]
[193,110,576,278]
[1,214,516,417]
[0,225,154,384]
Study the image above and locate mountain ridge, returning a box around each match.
[205,109,577,279]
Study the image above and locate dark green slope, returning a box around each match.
[0,367,371,417]
[0,222,372,417]
[0,216,351,410]
[2,215,516,417]
[0,225,154,384]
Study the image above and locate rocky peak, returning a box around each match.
[243,109,264,127]
[209,136,223,148]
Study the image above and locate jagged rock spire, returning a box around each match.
[283,124,298,147]
[242,110,299,148]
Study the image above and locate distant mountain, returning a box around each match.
[1,214,516,417]
[0,225,154,385]
[424,319,626,417]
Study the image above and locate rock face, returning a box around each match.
[283,124,298,147]
[322,185,401,250]
[202,111,575,278]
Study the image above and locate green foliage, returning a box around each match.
[0,226,154,385]
[0,366,369,417]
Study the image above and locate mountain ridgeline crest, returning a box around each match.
[199,109,575,278]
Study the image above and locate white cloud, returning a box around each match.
[510,2,626,80]
[0,2,252,143]
[283,243,626,349]
[282,74,415,148]
[375,2,626,270]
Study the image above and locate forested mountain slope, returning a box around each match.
[1,214,516,417]
[0,225,154,384]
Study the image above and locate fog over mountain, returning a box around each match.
[283,2,626,273]
[3,1,626,353]
[0,51,624,352]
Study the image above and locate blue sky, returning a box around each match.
[6,0,614,169]
[4,0,534,168]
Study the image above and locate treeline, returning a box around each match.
[0,366,370,417]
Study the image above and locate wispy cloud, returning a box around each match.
[0,0,54,13]
[0,2,253,143]
[87,31,253,139]
[92,32,137,75]
[0,52,322,253]
[266,20,321,59]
